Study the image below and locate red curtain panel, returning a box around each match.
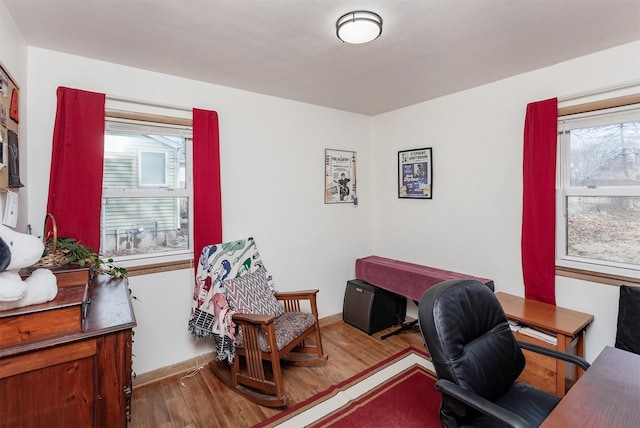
[46,87,105,252]
[521,98,558,305]
[192,108,222,265]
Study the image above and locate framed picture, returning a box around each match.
[0,130,6,168]
[0,60,21,188]
[325,149,356,204]
[398,147,432,199]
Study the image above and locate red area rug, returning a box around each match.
[254,347,441,427]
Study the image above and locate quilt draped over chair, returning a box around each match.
[188,237,272,363]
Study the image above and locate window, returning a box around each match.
[102,115,192,263]
[557,103,640,277]
[139,151,168,186]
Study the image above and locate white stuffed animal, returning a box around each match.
[0,224,58,311]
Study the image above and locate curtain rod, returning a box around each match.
[106,94,193,113]
[558,80,640,103]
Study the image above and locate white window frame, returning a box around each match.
[103,114,193,268]
[556,103,640,279]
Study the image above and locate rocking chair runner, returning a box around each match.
[213,280,328,407]
[188,237,327,407]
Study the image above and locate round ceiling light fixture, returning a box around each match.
[336,10,383,45]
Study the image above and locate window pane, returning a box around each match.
[140,152,167,186]
[101,197,189,257]
[104,133,186,190]
[569,121,640,187]
[567,196,640,265]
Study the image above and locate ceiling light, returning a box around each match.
[336,11,382,45]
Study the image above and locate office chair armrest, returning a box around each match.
[436,379,534,428]
[517,341,590,371]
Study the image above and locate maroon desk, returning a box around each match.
[355,255,493,338]
[541,346,640,427]
[355,255,493,301]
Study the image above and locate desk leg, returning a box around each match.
[381,319,418,340]
[575,331,586,380]
[556,334,569,397]
[556,333,585,396]
[380,299,417,340]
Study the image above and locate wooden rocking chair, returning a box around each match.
[210,268,328,407]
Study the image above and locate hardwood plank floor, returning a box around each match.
[129,320,427,428]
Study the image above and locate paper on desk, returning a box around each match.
[508,320,522,333]
[519,326,557,345]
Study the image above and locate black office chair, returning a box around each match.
[615,284,640,355]
[418,279,590,428]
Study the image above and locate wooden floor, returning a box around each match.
[129,320,427,428]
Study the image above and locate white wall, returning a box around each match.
[24,48,374,374]
[371,41,640,362]
[4,0,640,371]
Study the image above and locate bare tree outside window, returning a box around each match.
[570,122,640,187]
[561,113,640,268]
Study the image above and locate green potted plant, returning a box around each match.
[42,237,127,278]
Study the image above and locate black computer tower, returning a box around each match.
[343,279,406,335]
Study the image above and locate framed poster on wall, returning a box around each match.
[0,60,21,188]
[398,147,432,199]
[325,149,356,204]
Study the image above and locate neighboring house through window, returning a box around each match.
[102,113,193,265]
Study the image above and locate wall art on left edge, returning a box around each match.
[0,61,22,189]
[325,149,356,204]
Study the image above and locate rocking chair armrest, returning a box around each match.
[232,312,276,326]
[275,289,320,301]
[275,290,320,316]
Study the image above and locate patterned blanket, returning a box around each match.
[188,237,274,363]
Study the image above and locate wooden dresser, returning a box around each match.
[495,292,593,397]
[0,272,136,427]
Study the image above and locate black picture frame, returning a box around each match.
[398,147,432,199]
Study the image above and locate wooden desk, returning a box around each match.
[495,292,594,397]
[541,346,640,427]
[0,275,136,427]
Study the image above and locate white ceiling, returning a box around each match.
[3,0,640,116]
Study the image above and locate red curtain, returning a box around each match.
[521,98,558,305]
[46,87,105,252]
[192,109,222,264]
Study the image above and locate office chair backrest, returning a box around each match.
[418,279,526,420]
[615,285,640,355]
